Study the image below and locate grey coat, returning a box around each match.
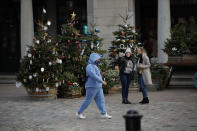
[137,55,152,85]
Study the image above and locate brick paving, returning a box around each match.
[0,84,197,131]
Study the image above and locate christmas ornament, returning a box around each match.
[78,34,81,37]
[16,81,22,88]
[115,66,119,70]
[23,79,27,83]
[122,40,126,43]
[41,67,45,72]
[124,24,128,27]
[49,62,52,66]
[83,25,88,35]
[56,59,62,64]
[129,43,133,48]
[29,75,32,80]
[121,32,125,36]
[47,20,51,26]
[47,39,51,43]
[129,40,134,43]
[75,41,79,44]
[30,60,32,65]
[73,82,79,86]
[116,39,120,42]
[82,39,87,42]
[91,42,94,49]
[36,40,40,44]
[36,88,39,92]
[96,41,100,47]
[68,40,71,43]
[43,8,46,14]
[172,47,177,51]
[67,82,73,85]
[46,87,49,91]
[55,82,59,87]
[95,28,99,32]
[28,53,32,58]
[119,44,126,49]
[43,26,48,31]
[33,73,37,77]
[80,47,86,56]
[138,43,142,45]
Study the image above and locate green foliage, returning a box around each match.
[102,69,120,93]
[163,17,197,56]
[150,62,167,90]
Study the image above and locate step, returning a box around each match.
[0,75,16,84]
[168,85,195,89]
[169,81,194,86]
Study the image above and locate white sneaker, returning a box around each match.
[76,112,86,119]
[101,113,112,119]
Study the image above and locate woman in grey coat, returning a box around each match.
[137,47,152,104]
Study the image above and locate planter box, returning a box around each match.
[58,87,82,98]
[26,88,57,99]
[168,56,182,63]
[108,85,121,94]
[182,55,197,63]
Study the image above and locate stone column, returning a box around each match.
[20,0,34,58]
[157,0,171,63]
[87,0,94,30]
[128,0,135,26]
[46,0,57,38]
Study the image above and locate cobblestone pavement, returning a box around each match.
[0,84,197,131]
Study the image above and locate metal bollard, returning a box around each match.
[123,110,143,131]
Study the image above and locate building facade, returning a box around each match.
[0,0,197,74]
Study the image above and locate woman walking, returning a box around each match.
[118,48,134,104]
[137,47,152,104]
[76,53,112,119]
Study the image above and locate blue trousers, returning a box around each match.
[78,87,106,115]
[138,74,148,98]
[120,73,131,99]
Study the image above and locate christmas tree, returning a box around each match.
[56,12,85,97]
[109,16,141,68]
[16,8,63,96]
[56,12,109,96]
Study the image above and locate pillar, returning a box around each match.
[20,0,34,58]
[128,0,135,26]
[157,0,171,63]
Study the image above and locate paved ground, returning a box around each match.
[0,84,197,131]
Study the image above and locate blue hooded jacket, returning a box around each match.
[85,53,103,88]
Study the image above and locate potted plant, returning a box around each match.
[163,17,197,63]
[102,69,120,94]
[16,26,63,99]
[150,62,167,90]
[58,72,82,98]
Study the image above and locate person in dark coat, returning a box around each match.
[118,48,134,104]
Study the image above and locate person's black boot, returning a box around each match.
[122,99,131,104]
[139,97,149,104]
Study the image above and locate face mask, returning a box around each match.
[95,61,101,66]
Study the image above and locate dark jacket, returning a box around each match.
[118,56,134,75]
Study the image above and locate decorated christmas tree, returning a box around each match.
[109,15,141,68]
[16,8,63,97]
[56,12,109,96]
